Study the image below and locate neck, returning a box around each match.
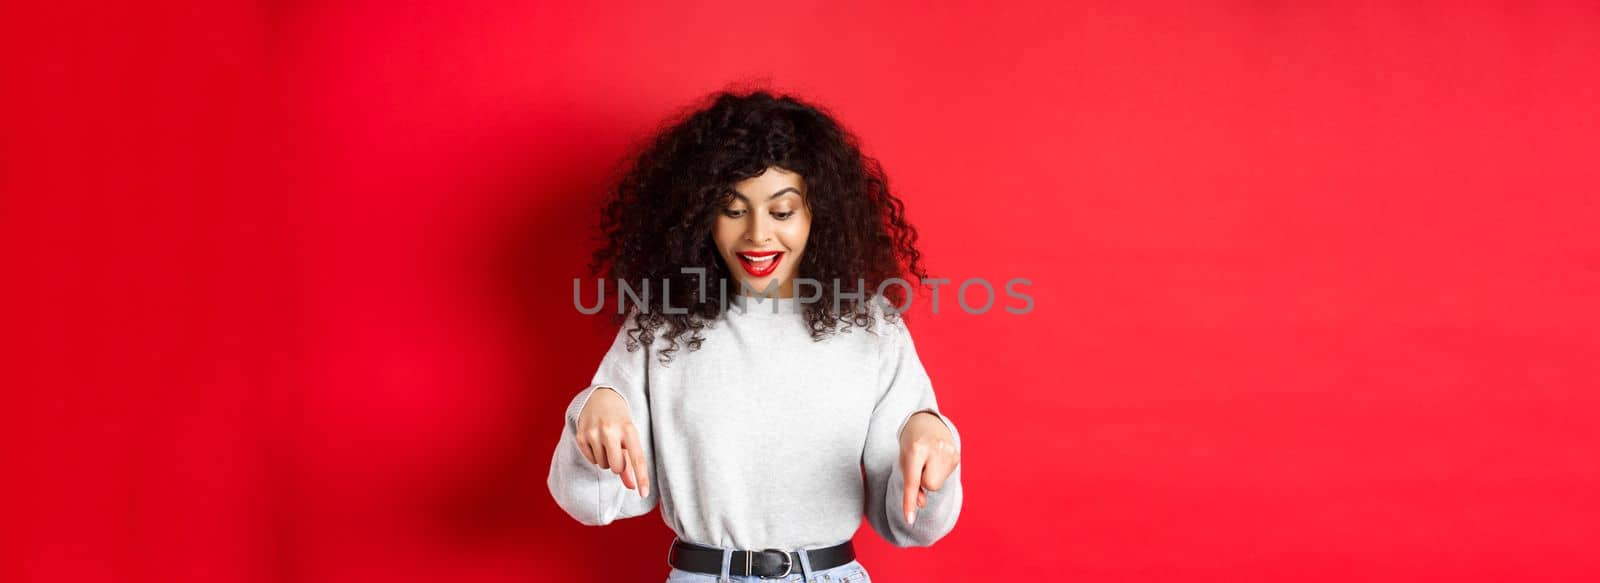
[736,279,794,299]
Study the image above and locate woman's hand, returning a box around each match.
[575,387,650,497]
[898,411,960,525]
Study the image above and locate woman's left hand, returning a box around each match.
[898,411,960,525]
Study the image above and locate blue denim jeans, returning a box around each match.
[664,549,871,583]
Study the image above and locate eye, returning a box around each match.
[722,208,747,218]
[772,210,795,220]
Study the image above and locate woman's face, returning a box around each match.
[713,166,811,298]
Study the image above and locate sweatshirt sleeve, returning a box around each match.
[547,318,659,526]
[862,314,964,547]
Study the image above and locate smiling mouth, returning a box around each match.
[736,251,784,278]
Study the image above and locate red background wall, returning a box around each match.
[4,1,1598,581]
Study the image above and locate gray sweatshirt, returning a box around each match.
[547,293,963,550]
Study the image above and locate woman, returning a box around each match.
[548,89,963,583]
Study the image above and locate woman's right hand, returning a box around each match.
[575,387,650,497]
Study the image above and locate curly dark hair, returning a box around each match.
[589,88,928,363]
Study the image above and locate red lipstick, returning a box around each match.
[735,250,783,278]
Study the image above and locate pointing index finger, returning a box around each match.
[624,424,649,498]
[902,446,928,526]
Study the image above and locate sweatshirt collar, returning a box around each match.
[728,293,804,316]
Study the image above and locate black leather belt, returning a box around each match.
[668,538,855,579]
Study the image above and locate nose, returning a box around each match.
[744,215,772,245]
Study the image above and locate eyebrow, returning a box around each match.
[728,186,800,202]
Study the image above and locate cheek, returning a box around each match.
[711,220,737,253]
[783,217,812,250]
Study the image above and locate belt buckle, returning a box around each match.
[747,548,792,579]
